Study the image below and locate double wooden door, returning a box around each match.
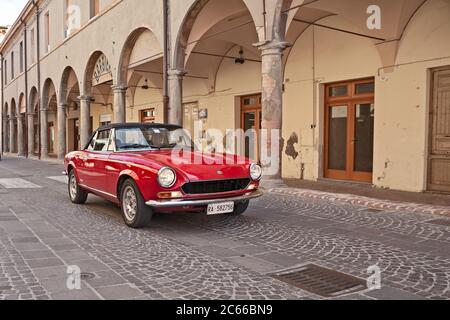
[324,79,375,183]
[428,67,450,192]
[241,94,262,161]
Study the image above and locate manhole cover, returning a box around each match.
[427,219,450,227]
[80,273,96,280]
[272,264,367,298]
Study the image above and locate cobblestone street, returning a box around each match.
[0,157,449,300]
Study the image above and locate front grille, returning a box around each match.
[182,178,251,195]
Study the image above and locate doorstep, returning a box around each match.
[267,179,450,217]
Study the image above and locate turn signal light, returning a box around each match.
[157,191,183,199]
[247,184,257,191]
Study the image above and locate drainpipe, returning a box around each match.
[22,19,29,158]
[162,0,169,124]
[1,53,4,158]
[33,0,41,160]
[262,0,267,40]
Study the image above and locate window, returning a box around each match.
[140,109,156,123]
[19,42,24,73]
[44,12,50,53]
[3,60,7,85]
[87,130,112,152]
[11,51,14,79]
[30,28,35,64]
[90,0,100,18]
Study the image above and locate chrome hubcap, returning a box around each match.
[69,174,77,200]
[123,186,137,222]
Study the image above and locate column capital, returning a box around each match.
[168,69,187,79]
[58,103,68,109]
[111,84,128,93]
[77,95,94,102]
[254,40,292,55]
[17,113,25,119]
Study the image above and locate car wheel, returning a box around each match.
[68,170,88,204]
[120,179,153,228]
[228,200,250,216]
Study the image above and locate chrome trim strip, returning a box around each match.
[79,184,118,199]
[146,190,263,208]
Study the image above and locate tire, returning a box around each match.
[68,170,88,204]
[228,200,250,216]
[120,179,153,228]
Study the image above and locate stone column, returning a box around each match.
[2,116,7,153]
[57,103,67,159]
[27,113,35,157]
[40,108,48,159]
[9,117,16,153]
[257,41,290,180]
[17,114,25,157]
[112,85,127,123]
[168,69,186,126]
[78,96,92,149]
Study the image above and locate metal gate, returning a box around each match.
[428,67,450,192]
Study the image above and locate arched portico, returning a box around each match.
[173,0,288,178]
[17,93,27,157]
[116,27,164,124]
[3,102,9,153]
[41,79,58,158]
[28,87,39,157]
[60,67,82,153]
[81,51,114,148]
[9,98,17,154]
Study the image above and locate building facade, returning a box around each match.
[1,0,449,193]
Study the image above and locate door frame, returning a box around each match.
[427,65,450,192]
[323,78,375,183]
[240,94,262,161]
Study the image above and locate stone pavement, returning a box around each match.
[0,156,449,300]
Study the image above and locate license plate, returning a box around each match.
[207,202,235,215]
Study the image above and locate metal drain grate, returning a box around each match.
[272,264,367,298]
[427,219,450,227]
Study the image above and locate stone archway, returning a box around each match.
[116,27,164,124]
[9,98,17,154]
[28,87,39,157]
[41,78,58,158]
[81,51,114,147]
[3,102,9,153]
[17,93,26,156]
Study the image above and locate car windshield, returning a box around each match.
[114,127,195,151]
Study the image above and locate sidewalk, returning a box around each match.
[272,179,450,216]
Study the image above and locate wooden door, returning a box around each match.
[241,94,261,161]
[324,79,375,183]
[428,67,450,192]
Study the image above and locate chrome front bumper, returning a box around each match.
[146,190,263,209]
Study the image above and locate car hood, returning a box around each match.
[135,150,252,182]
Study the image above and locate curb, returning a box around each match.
[268,187,450,217]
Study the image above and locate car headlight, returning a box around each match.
[250,163,262,181]
[158,167,176,188]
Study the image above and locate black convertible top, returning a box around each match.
[97,123,182,132]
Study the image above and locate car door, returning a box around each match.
[75,131,98,187]
[82,129,113,193]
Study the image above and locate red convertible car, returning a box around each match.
[64,123,263,228]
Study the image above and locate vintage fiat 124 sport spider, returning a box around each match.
[64,123,263,228]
